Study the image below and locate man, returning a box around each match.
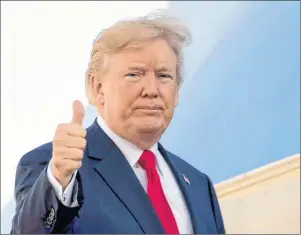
[11,11,225,234]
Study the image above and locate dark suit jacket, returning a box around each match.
[11,119,225,234]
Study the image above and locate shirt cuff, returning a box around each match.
[47,160,79,207]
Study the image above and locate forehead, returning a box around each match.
[107,39,177,70]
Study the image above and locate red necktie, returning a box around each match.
[138,150,179,234]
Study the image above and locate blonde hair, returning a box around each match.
[85,10,191,105]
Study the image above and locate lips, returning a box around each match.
[134,105,164,111]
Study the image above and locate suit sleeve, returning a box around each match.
[10,148,84,234]
[205,174,225,234]
[47,160,79,207]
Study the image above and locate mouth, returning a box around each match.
[134,105,164,111]
[133,105,164,115]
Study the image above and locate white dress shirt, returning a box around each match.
[47,116,193,234]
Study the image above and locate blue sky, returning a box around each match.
[162,1,300,182]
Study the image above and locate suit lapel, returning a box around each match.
[158,143,213,234]
[85,120,165,234]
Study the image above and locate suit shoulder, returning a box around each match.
[166,150,213,184]
[19,142,53,166]
[166,150,200,173]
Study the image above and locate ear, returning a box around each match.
[90,75,105,105]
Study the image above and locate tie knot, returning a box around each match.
[138,150,156,170]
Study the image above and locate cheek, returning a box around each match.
[106,89,137,118]
[162,88,178,108]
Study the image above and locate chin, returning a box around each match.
[126,119,168,148]
[128,115,168,135]
[135,121,164,134]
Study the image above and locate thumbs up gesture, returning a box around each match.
[52,100,87,189]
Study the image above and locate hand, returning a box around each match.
[51,100,87,189]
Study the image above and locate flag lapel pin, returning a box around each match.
[182,174,191,185]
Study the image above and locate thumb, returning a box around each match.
[71,100,85,125]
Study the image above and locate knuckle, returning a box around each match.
[81,139,87,149]
[77,127,86,137]
[79,149,84,157]
[56,123,66,131]
[82,129,87,137]
[74,149,83,158]
[77,161,83,169]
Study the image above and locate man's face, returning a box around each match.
[96,39,179,144]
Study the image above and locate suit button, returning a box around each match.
[49,213,54,220]
[44,207,55,228]
[44,221,51,228]
[50,207,55,215]
[47,217,52,224]
[50,207,55,218]
[49,209,55,220]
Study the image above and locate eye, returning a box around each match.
[157,74,174,83]
[126,73,139,77]
[159,73,172,78]
[125,73,141,82]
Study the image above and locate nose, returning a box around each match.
[141,72,159,98]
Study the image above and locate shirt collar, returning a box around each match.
[97,116,159,168]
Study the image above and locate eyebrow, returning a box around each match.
[127,66,173,73]
[155,67,173,73]
[127,66,146,73]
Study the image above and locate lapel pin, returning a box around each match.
[182,174,191,185]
